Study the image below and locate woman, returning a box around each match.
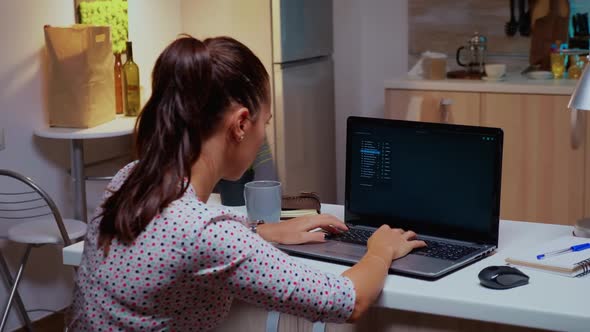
[70,36,426,331]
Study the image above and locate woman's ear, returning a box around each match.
[230,106,251,142]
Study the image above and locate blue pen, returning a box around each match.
[536,243,590,260]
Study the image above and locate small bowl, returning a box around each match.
[485,64,507,79]
[526,71,553,80]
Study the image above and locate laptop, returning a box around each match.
[277,116,504,279]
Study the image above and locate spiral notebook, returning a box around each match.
[505,236,590,277]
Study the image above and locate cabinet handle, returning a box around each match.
[439,98,453,123]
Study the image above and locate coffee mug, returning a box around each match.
[244,181,282,223]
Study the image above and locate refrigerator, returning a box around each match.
[182,0,337,202]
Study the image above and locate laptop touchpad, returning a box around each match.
[393,254,453,273]
[322,242,366,259]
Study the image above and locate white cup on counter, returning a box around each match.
[484,64,506,79]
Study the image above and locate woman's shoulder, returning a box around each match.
[107,160,139,192]
[153,197,247,240]
[165,195,247,224]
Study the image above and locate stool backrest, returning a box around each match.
[0,170,71,246]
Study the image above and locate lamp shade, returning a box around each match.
[569,63,590,111]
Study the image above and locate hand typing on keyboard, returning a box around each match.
[328,225,427,261]
[326,228,373,245]
[256,214,348,244]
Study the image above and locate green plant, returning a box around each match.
[79,0,128,54]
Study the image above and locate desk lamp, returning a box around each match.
[568,59,590,238]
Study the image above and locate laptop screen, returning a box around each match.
[345,116,503,245]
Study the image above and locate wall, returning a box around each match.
[333,0,409,203]
[0,2,78,330]
[127,0,183,107]
[0,1,182,330]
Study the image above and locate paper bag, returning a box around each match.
[44,25,115,128]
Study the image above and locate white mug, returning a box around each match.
[485,64,506,79]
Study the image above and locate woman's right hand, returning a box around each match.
[367,225,427,263]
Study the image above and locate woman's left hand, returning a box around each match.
[256,214,348,245]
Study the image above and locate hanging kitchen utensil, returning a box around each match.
[519,0,531,36]
[582,13,589,35]
[506,0,519,36]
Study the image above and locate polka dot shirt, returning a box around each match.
[70,162,355,331]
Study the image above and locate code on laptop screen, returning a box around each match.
[347,119,501,239]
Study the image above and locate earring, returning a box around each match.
[239,135,244,142]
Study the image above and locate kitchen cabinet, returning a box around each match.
[480,93,585,225]
[385,88,586,225]
[385,90,479,126]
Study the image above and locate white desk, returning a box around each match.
[34,116,136,222]
[63,204,590,331]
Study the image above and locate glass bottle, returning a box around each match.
[568,55,582,79]
[123,41,140,117]
[114,53,123,114]
[551,53,565,79]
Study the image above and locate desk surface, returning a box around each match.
[63,203,590,331]
[34,115,136,139]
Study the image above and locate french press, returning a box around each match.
[456,32,487,75]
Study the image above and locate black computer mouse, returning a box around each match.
[478,265,529,289]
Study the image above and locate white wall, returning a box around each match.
[333,0,409,203]
[0,1,181,330]
[127,0,183,106]
[0,2,78,329]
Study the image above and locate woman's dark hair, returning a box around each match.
[97,35,269,252]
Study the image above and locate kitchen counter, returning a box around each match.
[385,74,578,95]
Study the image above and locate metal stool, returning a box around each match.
[0,170,87,331]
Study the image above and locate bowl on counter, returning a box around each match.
[484,64,507,79]
[525,71,553,80]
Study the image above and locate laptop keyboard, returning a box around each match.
[412,240,479,261]
[327,228,479,261]
[327,228,374,245]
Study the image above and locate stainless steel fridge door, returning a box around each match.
[273,56,336,202]
[272,0,333,63]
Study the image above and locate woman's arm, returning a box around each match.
[192,218,355,323]
[193,217,424,323]
[341,253,389,322]
[341,226,425,322]
[257,218,426,322]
